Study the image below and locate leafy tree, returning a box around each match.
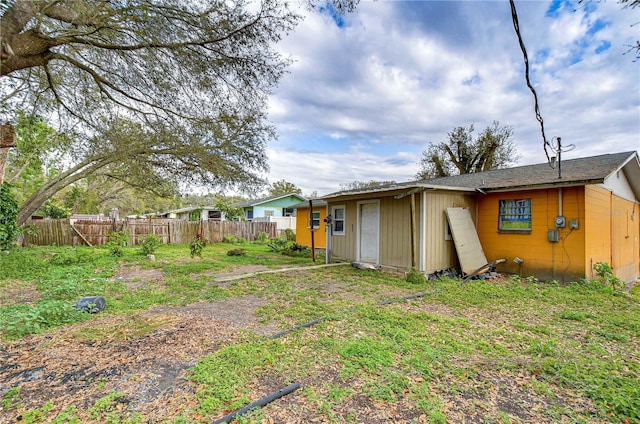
[0,182,19,249]
[1,1,299,128]
[415,121,519,179]
[214,195,245,221]
[269,179,302,196]
[62,177,177,216]
[339,180,397,191]
[16,117,268,226]
[37,199,70,219]
[1,0,301,222]
[5,111,65,203]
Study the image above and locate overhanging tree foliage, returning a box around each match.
[0,0,299,125]
[0,0,302,202]
[16,116,269,226]
[339,180,397,191]
[416,121,519,179]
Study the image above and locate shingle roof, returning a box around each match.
[291,199,327,209]
[321,151,639,199]
[234,193,307,208]
[418,151,638,191]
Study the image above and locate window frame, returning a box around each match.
[444,216,452,241]
[309,211,321,229]
[208,210,222,221]
[332,205,346,236]
[282,207,295,217]
[498,198,532,232]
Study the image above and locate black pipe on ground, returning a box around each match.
[220,292,430,421]
[266,317,325,340]
[378,292,426,305]
[266,292,429,341]
[211,382,301,424]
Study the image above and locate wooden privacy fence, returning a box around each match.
[24,219,277,247]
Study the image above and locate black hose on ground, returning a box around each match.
[265,292,429,341]
[221,292,432,420]
[378,292,426,305]
[266,317,325,340]
[211,382,301,424]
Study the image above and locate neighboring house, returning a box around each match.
[292,199,327,249]
[235,193,306,221]
[157,206,225,221]
[321,151,640,283]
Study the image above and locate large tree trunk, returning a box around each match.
[0,124,17,184]
[16,156,110,226]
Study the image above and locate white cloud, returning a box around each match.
[265,1,640,194]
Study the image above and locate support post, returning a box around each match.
[309,199,315,262]
[410,193,417,269]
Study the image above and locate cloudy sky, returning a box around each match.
[261,0,640,196]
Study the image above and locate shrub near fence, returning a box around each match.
[23,219,277,247]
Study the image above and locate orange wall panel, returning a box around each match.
[584,185,612,280]
[477,187,586,282]
[295,207,327,248]
[611,194,639,282]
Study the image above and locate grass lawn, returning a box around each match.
[0,242,638,423]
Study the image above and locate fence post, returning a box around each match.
[110,208,119,232]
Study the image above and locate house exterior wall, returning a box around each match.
[295,206,327,248]
[327,195,412,267]
[378,196,413,269]
[585,185,640,283]
[324,177,639,282]
[603,169,637,202]
[253,216,296,232]
[246,195,307,219]
[610,193,639,282]
[253,205,282,218]
[584,185,612,280]
[476,186,586,282]
[327,190,474,271]
[422,192,475,273]
[328,200,358,262]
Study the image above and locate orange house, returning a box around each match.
[293,200,327,249]
[322,151,639,283]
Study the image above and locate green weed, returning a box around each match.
[2,386,20,410]
[140,234,162,255]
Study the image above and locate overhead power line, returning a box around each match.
[509,0,553,166]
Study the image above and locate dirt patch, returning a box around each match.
[113,265,165,290]
[0,280,40,306]
[0,295,276,423]
[440,371,597,423]
[194,264,273,283]
[153,295,277,336]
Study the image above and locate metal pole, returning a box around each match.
[557,137,562,179]
[309,199,315,262]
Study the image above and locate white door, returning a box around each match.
[359,202,379,263]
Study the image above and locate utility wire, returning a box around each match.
[509,0,553,166]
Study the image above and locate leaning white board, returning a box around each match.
[445,207,488,275]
